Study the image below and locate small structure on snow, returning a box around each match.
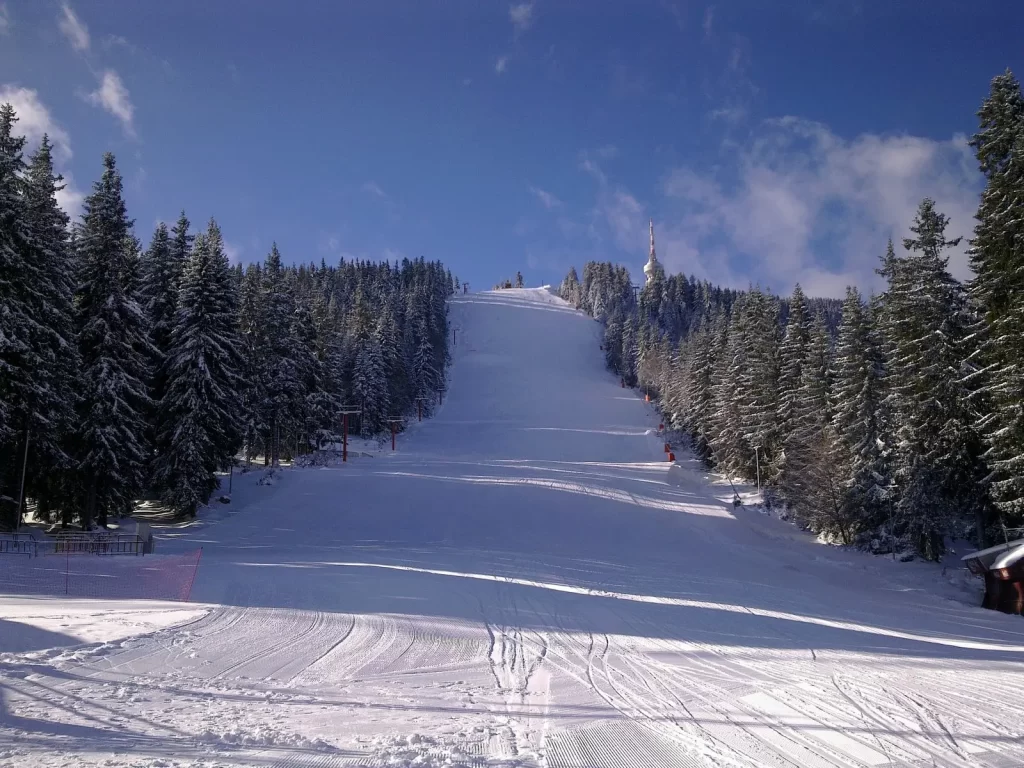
[962,539,1024,615]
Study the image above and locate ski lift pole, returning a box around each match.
[386,418,403,451]
[754,445,761,495]
[339,406,362,462]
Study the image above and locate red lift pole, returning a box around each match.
[386,418,404,451]
[339,406,362,462]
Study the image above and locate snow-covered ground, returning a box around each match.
[3,287,1024,767]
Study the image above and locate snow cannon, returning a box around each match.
[658,423,664,432]
[667,452,675,462]
[645,393,651,402]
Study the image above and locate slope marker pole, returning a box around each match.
[386,418,404,451]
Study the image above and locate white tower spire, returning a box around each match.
[644,218,662,284]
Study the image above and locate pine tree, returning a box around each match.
[775,284,811,486]
[737,288,781,477]
[140,217,188,409]
[879,202,993,559]
[685,306,721,462]
[0,104,36,527]
[20,134,80,524]
[710,299,748,475]
[260,244,302,464]
[74,153,152,528]
[152,220,243,516]
[238,263,267,463]
[968,69,1024,528]
[781,315,846,535]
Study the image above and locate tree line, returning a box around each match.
[0,103,454,528]
[559,70,1024,561]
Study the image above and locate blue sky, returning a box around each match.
[2,1,1022,297]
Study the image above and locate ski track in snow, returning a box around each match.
[3,287,1024,767]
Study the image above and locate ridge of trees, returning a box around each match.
[0,105,455,526]
[559,69,1024,561]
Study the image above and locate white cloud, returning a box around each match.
[58,3,90,52]
[87,71,135,136]
[0,4,11,35]
[596,144,619,159]
[363,181,388,199]
[462,77,473,87]
[578,151,607,185]
[709,106,747,124]
[382,247,405,262]
[660,117,981,296]
[509,3,534,35]
[598,189,644,252]
[530,185,562,210]
[224,240,242,265]
[0,85,73,162]
[495,55,509,74]
[0,85,84,216]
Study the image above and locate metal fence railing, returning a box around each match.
[0,547,203,602]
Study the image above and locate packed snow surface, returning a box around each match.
[4,287,1024,767]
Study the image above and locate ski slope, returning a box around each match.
[4,287,1024,767]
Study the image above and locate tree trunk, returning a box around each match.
[84,478,96,531]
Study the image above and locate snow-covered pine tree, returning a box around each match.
[559,266,582,308]
[74,153,153,528]
[968,69,1024,529]
[710,297,749,476]
[683,306,722,463]
[830,287,891,545]
[20,134,81,525]
[140,214,189,413]
[774,284,811,487]
[238,263,268,463]
[152,220,243,516]
[259,244,303,465]
[621,312,639,388]
[737,287,781,478]
[879,202,993,559]
[305,289,343,447]
[780,315,848,537]
[0,104,37,527]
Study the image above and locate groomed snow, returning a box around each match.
[3,287,1024,767]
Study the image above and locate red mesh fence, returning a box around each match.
[0,549,203,602]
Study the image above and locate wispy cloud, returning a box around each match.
[58,3,89,52]
[86,70,135,137]
[702,6,715,39]
[596,144,619,159]
[224,241,243,265]
[363,181,389,200]
[530,186,563,210]
[102,34,137,54]
[509,2,534,35]
[578,151,608,185]
[0,4,11,35]
[660,117,981,296]
[709,106,747,124]
[495,55,510,74]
